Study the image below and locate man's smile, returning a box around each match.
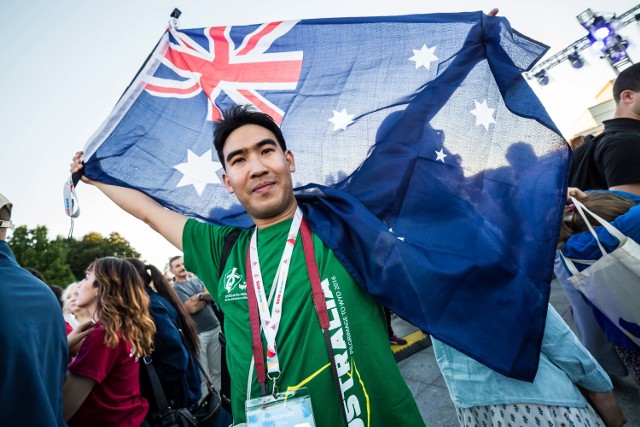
[252,181,276,193]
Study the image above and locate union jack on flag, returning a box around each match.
[145,22,303,123]
[80,12,568,381]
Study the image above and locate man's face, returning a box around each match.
[170,257,188,281]
[221,124,296,223]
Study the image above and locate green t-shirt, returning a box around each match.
[183,218,424,427]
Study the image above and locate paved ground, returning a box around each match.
[392,278,640,426]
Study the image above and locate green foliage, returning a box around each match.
[8,226,75,286]
[7,226,140,286]
[67,231,140,280]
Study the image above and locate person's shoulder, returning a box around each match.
[594,125,640,160]
[80,323,106,348]
[183,219,247,252]
[184,277,204,293]
[171,281,186,291]
[189,276,206,286]
[600,119,640,141]
[147,289,165,307]
[173,280,199,297]
[148,291,178,317]
[185,218,248,237]
[184,217,219,234]
[3,262,60,302]
[606,132,640,144]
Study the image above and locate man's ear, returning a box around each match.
[222,172,235,194]
[285,150,296,173]
[620,89,635,104]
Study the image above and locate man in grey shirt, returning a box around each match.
[170,255,221,395]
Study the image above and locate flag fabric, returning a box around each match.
[81,12,569,381]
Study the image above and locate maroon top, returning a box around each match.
[68,325,148,426]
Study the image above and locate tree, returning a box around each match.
[67,231,140,280]
[8,226,141,285]
[8,225,76,286]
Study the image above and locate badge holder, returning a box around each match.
[245,387,316,427]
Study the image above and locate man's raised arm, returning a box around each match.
[71,151,186,250]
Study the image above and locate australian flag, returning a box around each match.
[81,12,569,381]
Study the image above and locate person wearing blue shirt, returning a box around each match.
[128,259,202,411]
[128,258,234,427]
[432,190,630,427]
[432,304,624,427]
[0,192,68,426]
[558,189,640,387]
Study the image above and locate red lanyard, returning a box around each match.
[246,218,330,395]
[245,217,351,425]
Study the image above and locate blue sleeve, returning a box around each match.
[149,296,190,380]
[541,306,612,392]
[562,203,640,260]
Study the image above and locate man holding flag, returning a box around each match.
[68,6,574,425]
[70,103,425,426]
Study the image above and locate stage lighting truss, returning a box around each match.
[524,4,639,82]
[534,70,550,86]
[579,8,632,70]
[568,50,585,69]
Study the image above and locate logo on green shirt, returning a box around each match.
[223,267,247,302]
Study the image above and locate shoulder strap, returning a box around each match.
[142,355,171,412]
[218,228,242,277]
[143,355,199,426]
[571,197,627,251]
[561,197,629,278]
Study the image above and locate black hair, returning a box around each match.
[213,104,287,167]
[25,267,45,282]
[47,284,64,309]
[613,63,640,104]
[126,258,201,357]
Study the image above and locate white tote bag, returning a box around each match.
[561,197,640,347]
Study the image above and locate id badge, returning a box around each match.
[245,387,316,427]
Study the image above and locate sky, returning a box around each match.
[0,0,637,275]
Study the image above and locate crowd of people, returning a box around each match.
[2,49,640,427]
[556,62,640,390]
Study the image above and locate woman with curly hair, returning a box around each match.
[63,257,156,426]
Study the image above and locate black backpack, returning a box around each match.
[215,228,242,412]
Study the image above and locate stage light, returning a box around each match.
[594,27,611,40]
[535,70,549,86]
[591,16,611,40]
[568,51,584,69]
[604,35,630,65]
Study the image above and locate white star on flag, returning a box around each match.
[470,99,496,130]
[329,108,355,131]
[435,149,447,162]
[389,227,405,242]
[409,44,438,70]
[174,149,222,196]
